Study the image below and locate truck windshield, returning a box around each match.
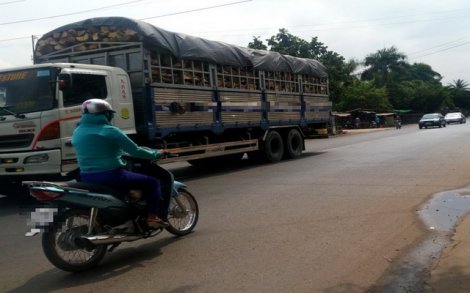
[0,68,55,115]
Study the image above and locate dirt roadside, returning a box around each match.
[338,126,470,292]
[424,214,470,292]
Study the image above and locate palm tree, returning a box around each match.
[448,79,469,90]
[447,79,470,112]
[361,46,407,87]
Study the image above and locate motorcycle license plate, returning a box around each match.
[25,207,58,236]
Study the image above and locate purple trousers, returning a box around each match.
[80,168,162,215]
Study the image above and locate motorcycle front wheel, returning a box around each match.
[42,209,107,272]
[166,189,199,236]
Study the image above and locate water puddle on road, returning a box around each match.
[418,187,470,232]
[372,186,470,292]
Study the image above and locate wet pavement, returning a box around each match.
[419,187,470,233]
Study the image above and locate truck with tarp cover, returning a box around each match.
[0,17,331,181]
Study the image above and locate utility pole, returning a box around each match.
[30,35,37,63]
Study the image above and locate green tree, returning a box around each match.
[265,29,328,58]
[247,32,457,114]
[338,80,391,111]
[402,63,442,83]
[447,79,470,112]
[361,47,451,113]
[319,52,358,107]
[361,46,407,87]
[387,63,442,109]
[398,80,451,112]
[448,79,469,90]
[248,36,267,50]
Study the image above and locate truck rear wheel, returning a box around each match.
[261,130,284,163]
[284,129,303,159]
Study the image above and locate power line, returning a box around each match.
[413,41,470,59]
[0,0,254,42]
[184,7,470,36]
[0,0,25,5]
[0,0,252,26]
[408,36,470,56]
[0,35,34,42]
[139,0,253,20]
[0,0,145,26]
[191,13,470,39]
[187,12,470,59]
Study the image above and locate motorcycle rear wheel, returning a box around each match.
[42,209,107,272]
[166,189,199,236]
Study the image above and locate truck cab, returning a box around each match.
[0,63,135,181]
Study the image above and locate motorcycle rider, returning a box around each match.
[72,98,169,229]
[395,115,402,129]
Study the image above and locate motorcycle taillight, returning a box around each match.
[30,188,65,201]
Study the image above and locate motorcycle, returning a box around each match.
[395,120,402,129]
[23,158,198,272]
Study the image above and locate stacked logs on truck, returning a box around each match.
[36,24,261,91]
[35,26,142,57]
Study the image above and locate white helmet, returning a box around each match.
[81,99,115,114]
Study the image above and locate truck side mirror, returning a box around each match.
[58,73,72,91]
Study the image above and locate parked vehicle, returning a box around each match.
[418,113,446,129]
[444,112,466,124]
[0,17,332,184]
[24,158,198,272]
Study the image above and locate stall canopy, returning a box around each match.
[393,109,412,114]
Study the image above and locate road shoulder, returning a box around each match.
[424,213,470,292]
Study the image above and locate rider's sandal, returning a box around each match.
[147,216,169,228]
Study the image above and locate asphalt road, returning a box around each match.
[1,123,470,293]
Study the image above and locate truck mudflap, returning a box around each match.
[158,139,258,164]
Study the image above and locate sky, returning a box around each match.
[0,0,469,85]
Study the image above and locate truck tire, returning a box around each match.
[262,130,284,163]
[284,129,303,159]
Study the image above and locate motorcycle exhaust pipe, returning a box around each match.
[77,234,142,247]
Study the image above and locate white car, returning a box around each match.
[444,112,466,124]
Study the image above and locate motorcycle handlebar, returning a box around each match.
[123,148,178,162]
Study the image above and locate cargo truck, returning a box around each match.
[0,17,331,182]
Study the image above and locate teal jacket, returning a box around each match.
[72,114,160,173]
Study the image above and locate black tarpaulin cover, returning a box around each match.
[36,17,327,78]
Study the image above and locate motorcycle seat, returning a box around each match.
[66,181,126,199]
